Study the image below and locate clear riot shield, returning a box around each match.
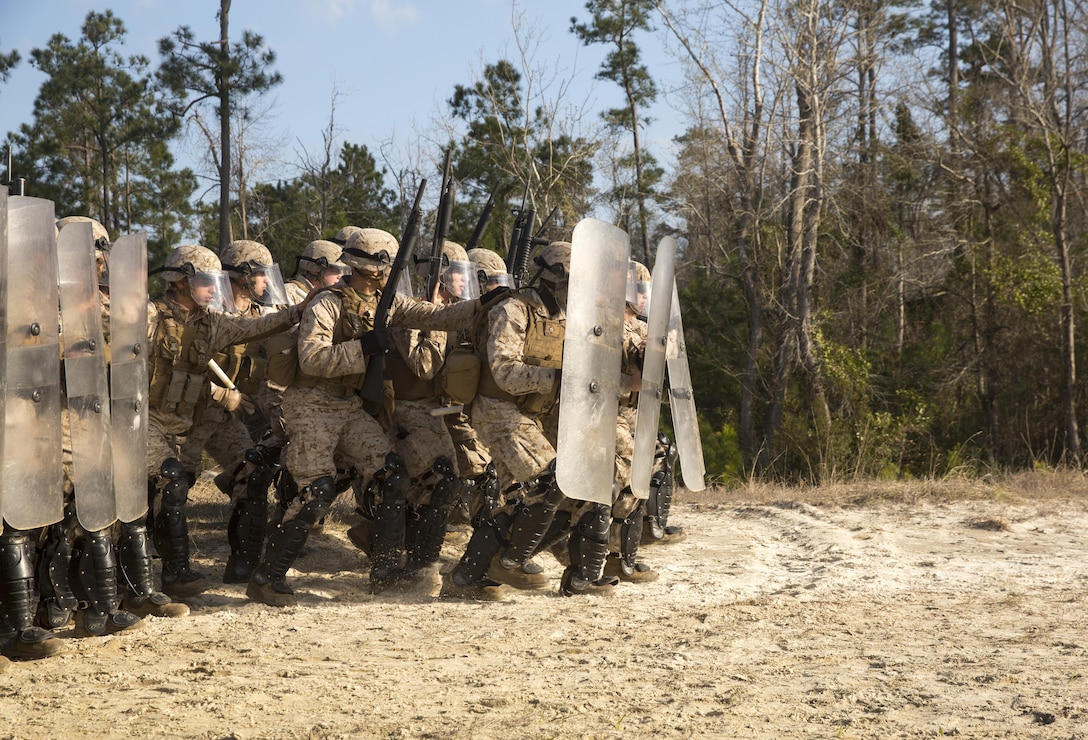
[630,236,677,499]
[1,194,65,529]
[109,232,150,524]
[58,222,115,531]
[666,284,706,491]
[556,219,630,505]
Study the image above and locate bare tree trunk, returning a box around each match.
[218,0,232,249]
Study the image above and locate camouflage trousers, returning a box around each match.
[281,385,392,489]
[470,395,554,487]
[179,403,256,479]
[391,398,459,508]
[444,409,491,478]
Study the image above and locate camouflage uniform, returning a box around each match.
[247,227,481,606]
[450,242,618,596]
[144,250,304,600]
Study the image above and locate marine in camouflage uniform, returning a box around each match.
[602,261,659,583]
[348,241,479,578]
[144,245,308,601]
[179,240,293,585]
[246,228,484,606]
[449,241,621,597]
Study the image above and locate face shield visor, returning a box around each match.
[440,260,480,302]
[478,270,515,292]
[188,270,237,313]
[244,263,289,306]
[300,255,351,287]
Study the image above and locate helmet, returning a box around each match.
[220,239,288,307]
[627,260,652,315]
[159,245,235,313]
[298,239,350,285]
[467,248,507,276]
[162,244,222,280]
[220,239,273,270]
[535,241,571,284]
[341,228,398,271]
[57,216,109,250]
[333,225,364,245]
[468,247,515,291]
[300,239,348,272]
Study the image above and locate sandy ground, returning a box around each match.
[3,476,1088,739]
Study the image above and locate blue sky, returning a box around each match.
[2,0,685,199]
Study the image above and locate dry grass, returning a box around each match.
[676,468,1088,508]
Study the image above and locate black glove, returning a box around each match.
[359,328,391,356]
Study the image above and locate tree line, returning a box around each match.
[3,0,1088,484]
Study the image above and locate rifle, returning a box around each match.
[465,182,500,250]
[508,201,558,287]
[359,178,428,411]
[425,151,454,302]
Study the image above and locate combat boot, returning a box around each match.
[603,553,659,583]
[439,569,510,602]
[151,460,209,598]
[73,528,147,636]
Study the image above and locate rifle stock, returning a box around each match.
[360,178,428,410]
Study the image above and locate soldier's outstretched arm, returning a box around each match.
[387,291,477,333]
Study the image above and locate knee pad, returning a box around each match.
[297,475,337,527]
[157,458,189,509]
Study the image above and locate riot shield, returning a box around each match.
[666,284,706,491]
[57,222,115,531]
[556,219,630,505]
[631,236,677,499]
[109,232,150,524]
[1,194,65,529]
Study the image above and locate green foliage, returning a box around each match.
[11,11,195,245]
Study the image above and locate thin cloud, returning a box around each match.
[370,0,420,28]
[305,0,360,25]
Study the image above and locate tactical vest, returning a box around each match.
[147,298,214,423]
[475,292,564,416]
[210,302,267,395]
[293,284,376,397]
[384,335,440,402]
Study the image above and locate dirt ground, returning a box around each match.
[3,473,1088,739]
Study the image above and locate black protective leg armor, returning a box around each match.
[405,457,462,571]
[369,454,411,591]
[618,505,644,568]
[224,451,274,584]
[0,528,38,636]
[1,527,63,658]
[35,517,78,629]
[151,458,206,595]
[645,433,678,539]
[563,504,612,594]
[467,464,501,528]
[251,475,336,596]
[500,467,563,570]
[117,520,155,598]
[74,529,122,622]
[450,511,511,587]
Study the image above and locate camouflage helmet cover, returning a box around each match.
[220,239,273,272]
[341,228,399,270]
[441,240,468,264]
[630,260,651,283]
[162,244,222,282]
[300,239,348,271]
[467,247,507,276]
[536,241,572,283]
[57,215,109,249]
[333,225,364,245]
